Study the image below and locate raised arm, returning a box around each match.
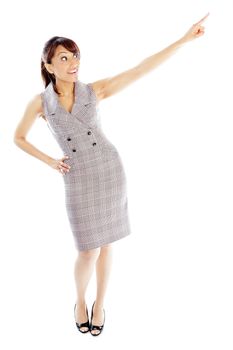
[90,13,209,101]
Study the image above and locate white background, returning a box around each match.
[1,0,233,349]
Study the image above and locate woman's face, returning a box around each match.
[45,44,80,82]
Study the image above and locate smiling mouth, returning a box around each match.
[68,69,77,74]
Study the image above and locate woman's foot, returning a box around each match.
[90,301,105,336]
[74,302,89,333]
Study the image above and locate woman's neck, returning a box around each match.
[56,80,75,97]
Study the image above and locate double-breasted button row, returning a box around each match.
[66,130,97,151]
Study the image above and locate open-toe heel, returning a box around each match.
[90,301,105,336]
[74,303,90,333]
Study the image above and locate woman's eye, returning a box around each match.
[61,54,78,61]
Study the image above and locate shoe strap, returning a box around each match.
[77,320,89,328]
[91,324,104,330]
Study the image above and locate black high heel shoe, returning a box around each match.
[74,303,90,333]
[90,301,105,336]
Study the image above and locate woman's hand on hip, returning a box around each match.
[48,155,71,175]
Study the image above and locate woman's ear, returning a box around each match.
[44,63,54,75]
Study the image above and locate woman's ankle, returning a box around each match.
[76,298,86,307]
[94,300,104,309]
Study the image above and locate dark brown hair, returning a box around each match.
[41,36,80,95]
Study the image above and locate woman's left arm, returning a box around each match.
[91,12,210,101]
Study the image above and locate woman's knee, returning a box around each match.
[78,247,100,260]
[100,244,113,254]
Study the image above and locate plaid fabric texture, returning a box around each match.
[40,79,131,251]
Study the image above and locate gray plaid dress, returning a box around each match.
[40,79,131,251]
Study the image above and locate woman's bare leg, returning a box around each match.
[74,247,100,332]
[91,244,113,335]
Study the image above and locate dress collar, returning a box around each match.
[44,79,89,115]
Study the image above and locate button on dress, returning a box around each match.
[40,79,131,251]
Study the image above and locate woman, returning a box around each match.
[13,13,209,336]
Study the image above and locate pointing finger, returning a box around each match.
[194,12,210,26]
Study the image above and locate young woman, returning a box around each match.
[13,13,209,336]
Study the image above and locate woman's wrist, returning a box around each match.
[176,36,190,47]
[44,156,54,166]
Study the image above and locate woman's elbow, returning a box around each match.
[13,134,26,147]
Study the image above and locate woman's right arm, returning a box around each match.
[13,94,70,174]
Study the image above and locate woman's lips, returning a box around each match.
[68,69,77,74]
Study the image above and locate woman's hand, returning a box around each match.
[181,12,210,43]
[48,155,71,175]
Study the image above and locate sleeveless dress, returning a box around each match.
[40,79,131,251]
